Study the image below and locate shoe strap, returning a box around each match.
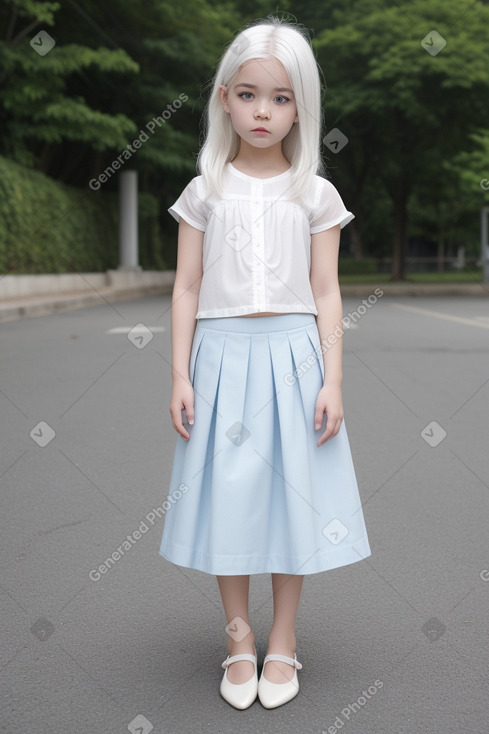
[221,652,257,669]
[263,652,303,670]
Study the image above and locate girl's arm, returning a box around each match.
[309,224,344,447]
[169,218,204,441]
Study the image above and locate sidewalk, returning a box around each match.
[0,273,487,322]
[0,269,174,322]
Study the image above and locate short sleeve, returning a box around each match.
[168,176,207,232]
[309,177,355,234]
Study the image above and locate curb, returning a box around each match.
[0,279,487,323]
[339,283,488,298]
[0,284,173,323]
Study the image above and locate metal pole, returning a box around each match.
[118,170,141,271]
[482,207,489,284]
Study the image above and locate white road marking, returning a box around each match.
[391,304,489,330]
[107,326,166,334]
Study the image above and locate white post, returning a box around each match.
[118,170,141,271]
[482,207,489,284]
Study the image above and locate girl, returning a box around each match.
[159,15,371,710]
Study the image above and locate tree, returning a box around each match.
[313,0,489,279]
[0,0,140,171]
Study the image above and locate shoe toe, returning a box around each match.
[258,670,299,709]
[220,672,258,709]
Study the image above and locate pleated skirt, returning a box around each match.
[159,313,371,575]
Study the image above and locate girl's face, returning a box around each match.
[219,57,299,150]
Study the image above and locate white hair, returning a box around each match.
[196,15,327,208]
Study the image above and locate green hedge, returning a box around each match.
[0,157,165,273]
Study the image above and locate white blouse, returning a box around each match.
[168,162,354,318]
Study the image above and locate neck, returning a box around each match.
[232,140,290,173]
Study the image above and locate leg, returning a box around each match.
[216,575,256,684]
[264,573,304,683]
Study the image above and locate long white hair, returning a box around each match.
[196,15,326,207]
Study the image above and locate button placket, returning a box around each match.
[251,181,266,310]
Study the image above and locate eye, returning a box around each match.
[237,92,291,103]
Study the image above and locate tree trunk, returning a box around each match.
[38,143,55,175]
[391,198,408,280]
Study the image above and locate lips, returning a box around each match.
[252,127,270,132]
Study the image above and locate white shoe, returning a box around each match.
[258,652,303,709]
[220,648,258,709]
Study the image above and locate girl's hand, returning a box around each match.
[314,384,344,447]
[169,377,195,441]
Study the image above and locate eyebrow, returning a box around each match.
[234,83,294,95]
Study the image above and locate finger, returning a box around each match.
[169,406,190,441]
[184,399,195,426]
[178,407,192,440]
[328,416,343,442]
[175,420,190,440]
[317,427,330,447]
[317,415,341,446]
[177,424,190,441]
[314,405,325,431]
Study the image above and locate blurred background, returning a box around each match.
[1,0,488,284]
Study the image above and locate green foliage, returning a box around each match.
[312,0,489,276]
[447,129,489,202]
[0,0,140,166]
[338,258,378,275]
[0,156,166,273]
[6,0,59,26]
[0,155,118,272]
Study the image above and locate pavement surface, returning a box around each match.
[1,293,488,733]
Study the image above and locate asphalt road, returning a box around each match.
[1,294,488,733]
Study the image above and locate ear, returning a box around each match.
[219,84,230,113]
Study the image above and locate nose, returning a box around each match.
[254,98,270,119]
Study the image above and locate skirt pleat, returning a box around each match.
[159,314,371,575]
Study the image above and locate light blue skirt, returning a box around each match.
[159,313,371,575]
